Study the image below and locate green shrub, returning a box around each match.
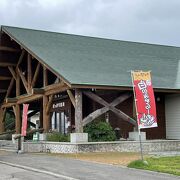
[47,132,70,142]
[128,160,149,168]
[84,121,116,142]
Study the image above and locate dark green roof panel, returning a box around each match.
[2,26,180,89]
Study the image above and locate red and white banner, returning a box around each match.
[21,104,29,136]
[132,71,157,129]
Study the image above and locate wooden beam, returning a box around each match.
[83,93,132,126]
[16,49,25,67]
[5,78,15,99]
[44,82,64,91]
[17,94,43,104]
[14,50,25,98]
[0,76,11,80]
[12,105,17,118]
[83,91,136,126]
[67,89,75,108]
[43,66,48,87]
[0,46,20,52]
[83,107,109,126]
[44,82,68,96]
[8,66,17,80]
[45,85,68,96]
[75,89,83,133]
[31,62,40,87]
[0,108,6,133]
[2,93,43,108]
[16,73,20,96]
[32,88,44,94]
[46,95,53,114]
[43,95,50,132]
[17,67,29,93]
[0,62,16,67]
[32,84,68,95]
[15,104,21,134]
[7,50,25,101]
[2,102,16,108]
[5,98,17,103]
[40,104,43,128]
[84,91,108,107]
[27,53,32,92]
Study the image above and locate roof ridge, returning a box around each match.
[2,25,180,49]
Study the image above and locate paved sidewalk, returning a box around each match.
[0,151,179,180]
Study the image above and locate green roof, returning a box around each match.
[2,26,180,90]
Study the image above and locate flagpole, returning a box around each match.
[131,70,144,161]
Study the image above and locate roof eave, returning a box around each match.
[71,84,180,93]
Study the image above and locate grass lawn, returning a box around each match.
[48,152,180,176]
[49,152,143,166]
[128,156,180,176]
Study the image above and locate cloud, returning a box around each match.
[0,0,180,46]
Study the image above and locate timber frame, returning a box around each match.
[0,32,71,133]
[0,29,138,136]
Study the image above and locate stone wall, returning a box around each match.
[23,140,180,153]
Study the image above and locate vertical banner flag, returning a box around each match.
[21,104,29,136]
[132,71,157,129]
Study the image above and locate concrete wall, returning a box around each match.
[23,140,180,153]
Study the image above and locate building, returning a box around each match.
[0,26,180,140]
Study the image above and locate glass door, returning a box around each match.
[51,111,69,134]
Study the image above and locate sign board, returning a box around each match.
[132,71,157,129]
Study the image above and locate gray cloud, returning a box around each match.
[0,0,180,46]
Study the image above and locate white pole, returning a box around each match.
[131,71,144,161]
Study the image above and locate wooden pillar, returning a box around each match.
[0,108,5,133]
[75,89,83,133]
[43,66,48,86]
[15,105,21,134]
[15,71,21,134]
[27,54,32,93]
[43,95,50,132]
[40,102,43,128]
[16,74,20,96]
[43,66,50,132]
[67,90,75,108]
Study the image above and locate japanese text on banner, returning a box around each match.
[132,71,157,129]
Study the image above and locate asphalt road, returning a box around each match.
[0,163,64,180]
[0,151,179,180]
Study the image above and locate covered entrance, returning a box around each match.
[51,96,72,134]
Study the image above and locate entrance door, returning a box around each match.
[59,111,66,134]
[51,111,69,134]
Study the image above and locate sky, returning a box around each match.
[0,0,180,46]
